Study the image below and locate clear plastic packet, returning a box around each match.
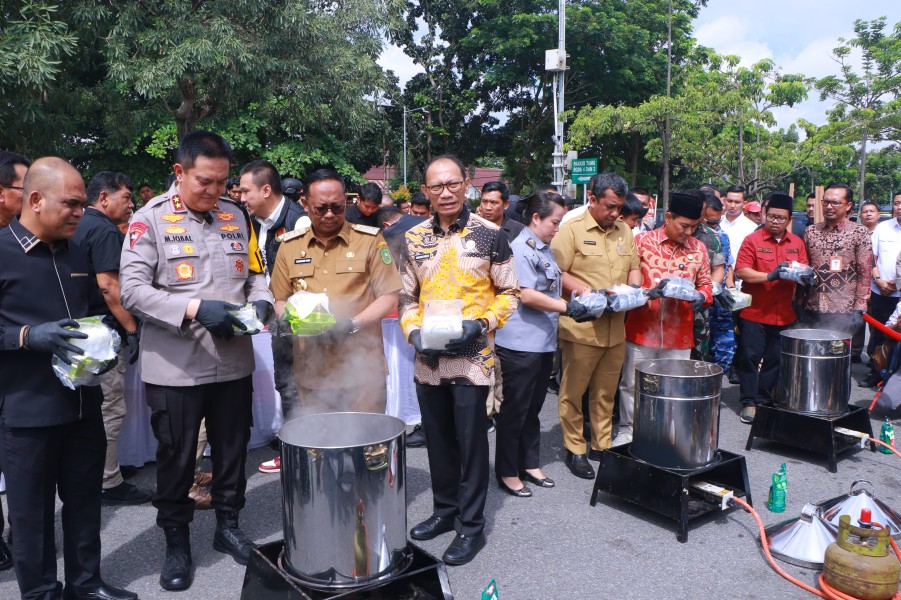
[51,316,121,390]
[283,291,337,336]
[606,284,648,312]
[421,299,463,350]
[727,288,753,311]
[782,261,814,284]
[712,282,724,296]
[573,289,608,318]
[661,277,698,301]
[228,303,264,335]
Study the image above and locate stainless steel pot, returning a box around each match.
[631,359,723,470]
[776,329,851,415]
[279,412,407,588]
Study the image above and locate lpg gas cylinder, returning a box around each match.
[823,512,900,600]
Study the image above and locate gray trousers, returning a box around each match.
[270,318,299,421]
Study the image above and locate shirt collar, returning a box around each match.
[582,210,619,235]
[8,217,66,254]
[256,196,286,229]
[308,219,352,247]
[430,206,470,235]
[86,206,117,227]
[522,226,548,250]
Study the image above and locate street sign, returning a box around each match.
[571,158,598,184]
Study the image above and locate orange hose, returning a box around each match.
[869,437,901,459]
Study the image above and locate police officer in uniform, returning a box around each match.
[269,169,402,413]
[120,131,273,591]
[0,157,137,600]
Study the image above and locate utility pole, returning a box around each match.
[403,106,428,188]
[547,0,567,189]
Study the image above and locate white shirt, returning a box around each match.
[561,204,587,223]
[871,218,901,298]
[720,213,757,266]
[254,196,285,281]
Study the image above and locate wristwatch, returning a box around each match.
[349,318,361,335]
[477,318,489,336]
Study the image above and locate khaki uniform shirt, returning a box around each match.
[269,221,402,389]
[120,188,273,386]
[551,212,638,348]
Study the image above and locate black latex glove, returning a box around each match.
[25,319,88,364]
[252,300,272,324]
[319,318,357,344]
[445,320,484,354]
[714,288,736,311]
[97,355,119,375]
[563,300,594,322]
[195,300,245,340]
[125,331,140,364]
[767,266,788,282]
[689,291,706,313]
[850,310,864,332]
[799,271,817,287]
[408,329,442,356]
[646,279,669,300]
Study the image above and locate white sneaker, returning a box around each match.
[611,432,633,447]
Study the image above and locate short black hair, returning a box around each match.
[699,183,721,196]
[358,182,382,204]
[588,172,628,198]
[724,185,746,199]
[620,193,649,219]
[138,182,152,192]
[423,154,466,181]
[515,190,566,222]
[0,151,31,187]
[825,182,853,205]
[701,189,723,212]
[860,200,878,211]
[176,130,233,170]
[239,160,282,195]
[629,186,650,197]
[482,181,509,201]
[304,168,345,193]
[86,171,133,206]
[376,205,403,227]
[410,191,430,207]
[807,193,817,200]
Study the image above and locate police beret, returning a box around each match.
[765,193,793,213]
[669,192,703,219]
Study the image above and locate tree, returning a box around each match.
[816,17,901,201]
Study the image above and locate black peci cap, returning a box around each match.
[669,192,703,219]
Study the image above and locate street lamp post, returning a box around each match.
[403,106,428,188]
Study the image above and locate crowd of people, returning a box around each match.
[0,132,898,599]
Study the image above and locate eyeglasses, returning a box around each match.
[705,218,722,226]
[765,214,789,223]
[0,185,23,191]
[424,180,464,195]
[820,200,844,207]
[309,203,346,216]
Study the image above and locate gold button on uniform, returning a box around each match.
[347,266,353,271]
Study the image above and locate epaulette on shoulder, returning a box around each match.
[351,223,380,235]
[281,228,309,242]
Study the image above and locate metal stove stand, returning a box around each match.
[745,404,875,473]
[241,540,454,600]
[590,444,752,543]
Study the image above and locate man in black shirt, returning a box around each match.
[345,181,382,228]
[478,181,524,243]
[72,171,152,506]
[0,157,136,600]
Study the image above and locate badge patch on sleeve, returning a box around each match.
[175,261,194,281]
[235,259,245,273]
[380,248,393,264]
[230,241,245,252]
[128,222,149,249]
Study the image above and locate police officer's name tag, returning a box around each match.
[294,258,312,264]
[830,256,842,272]
[583,240,597,245]
[414,253,432,261]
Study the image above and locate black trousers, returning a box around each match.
[145,377,253,527]
[737,318,789,407]
[415,383,489,537]
[495,347,553,477]
[269,317,299,419]
[0,412,105,599]
[868,293,900,357]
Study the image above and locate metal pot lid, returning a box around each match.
[817,480,901,539]
[764,503,837,569]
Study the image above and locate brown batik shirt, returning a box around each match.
[803,219,872,314]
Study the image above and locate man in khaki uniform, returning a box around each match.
[120,131,273,591]
[269,169,401,413]
[551,173,641,480]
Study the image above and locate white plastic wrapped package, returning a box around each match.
[727,288,753,311]
[661,277,698,301]
[782,261,815,284]
[228,303,264,335]
[51,316,121,390]
[283,291,337,336]
[421,299,463,350]
[573,289,608,318]
[606,284,648,312]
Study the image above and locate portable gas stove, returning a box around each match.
[590,444,752,542]
[241,540,454,600]
[745,404,875,473]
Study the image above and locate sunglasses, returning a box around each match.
[309,203,346,216]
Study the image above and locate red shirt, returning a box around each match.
[625,228,713,349]
[735,228,808,326]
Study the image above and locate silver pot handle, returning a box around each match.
[829,341,845,355]
[849,479,874,496]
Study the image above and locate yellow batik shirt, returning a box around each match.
[400,207,520,386]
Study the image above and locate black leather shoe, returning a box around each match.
[119,465,138,480]
[587,448,605,462]
[442,533,486,566]
[0,536,11,571]
[63,581,137,600]
[160,526,193,591]
[565,451,595,479]
[496,476,531,497]
[213,510,253,565]
[520,471,555,488]
[727,368,740,385]
[410,514,455,541]
[101,481,152,505]
[406,424,427,448]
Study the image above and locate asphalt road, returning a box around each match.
[1,360,900,600]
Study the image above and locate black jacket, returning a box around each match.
[251,199,306,275]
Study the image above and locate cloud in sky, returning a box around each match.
[377,41,423,88]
